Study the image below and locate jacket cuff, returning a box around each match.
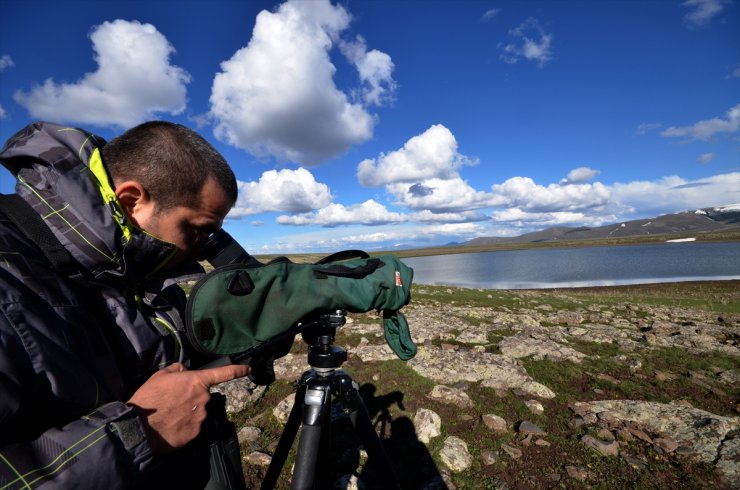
[84,401,154,470]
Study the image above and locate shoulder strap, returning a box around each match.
[0,193,83,278]
[314,249,370,264]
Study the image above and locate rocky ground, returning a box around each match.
[212,281,739,489]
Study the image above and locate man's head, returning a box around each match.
[102,121,237,267]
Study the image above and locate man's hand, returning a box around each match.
[127,362,250,454]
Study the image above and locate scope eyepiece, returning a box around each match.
[196,229,261,268]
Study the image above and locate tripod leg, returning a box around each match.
[261,383,307,490]
[333,372,401,490]
[291,378,332,490]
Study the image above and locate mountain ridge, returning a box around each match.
[465,205,740,246]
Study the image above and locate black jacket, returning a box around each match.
[0,122,202,488]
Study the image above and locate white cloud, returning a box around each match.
[230,168,332,216]
[0,105,6,119]
[611,172,740,216]
[357,124,475,187]
[339,35,397,106]
[260,221,486,253]
[210,0,390,166]
[0,55,14,72]
[499,18,553,67]
[388,176,496,212]
[411,210,488,223]
[661,103,740,141]
[482,9,500,21]
[258,170,739,252]
[492,208,614,227]
[13,20,189,128]
[727,66,740,79]
[682,0,730,27]
[697,152,716,164]
[417,222,484,236]
[491,177,611,213]
[635,122,662,135]
[263,226,410,253]
[561,166,600,184]
[277,199,406,226]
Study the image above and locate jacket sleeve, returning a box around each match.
[0,316,154,489]
[0,400,153,490]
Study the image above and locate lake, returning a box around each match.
[401,242,740,289]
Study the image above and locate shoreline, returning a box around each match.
[412,276,740,292]
[253,232,740,264]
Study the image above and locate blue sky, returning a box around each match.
[1,0,738,254]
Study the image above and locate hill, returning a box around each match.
[465,205,740,247]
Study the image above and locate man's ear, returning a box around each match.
[114,181,149,226]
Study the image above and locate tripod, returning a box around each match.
[260,311,401,490]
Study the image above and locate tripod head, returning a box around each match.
[300,310,348,370]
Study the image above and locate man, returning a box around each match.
[0,121,250,488]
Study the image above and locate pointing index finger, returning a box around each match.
[198,364,250,387]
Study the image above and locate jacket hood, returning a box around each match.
[0,121,180,287]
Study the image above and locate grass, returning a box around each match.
[410,280,740,314]
[229,279,739,489]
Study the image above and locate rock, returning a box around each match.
[581,435,620,457]
[596,410,619,424]
[565,465,592,481]
[525,400,544,414]
[409,346,556,399]
[627,427,653,444]
[210,377,265,413]
[568,326,588,336]
[627,359,642,371]
[352,343,398,362]
[718,370,740,385]
[482,414,508,433]
[616,429,635,442]
[439,436,472,472]
[500,443,522,459]
[511,381,557,399]
[516,420,547,436]
[716,437,740,487]
[597,428,615,441]
[273,353,308,381]
[237,426,261,445]
[548,311,584,325]
[334,474,366,490]
[499,333,587,363]
[273,393,295,424]
[428,385,474,408]
[455,326,490,344]
[481,451,498,465]
[572,400,740,465]
[414,408,442,443]
[244,451,272,466]
[622,454,647,470]
[653,437,679,453]
[535,439,551,447]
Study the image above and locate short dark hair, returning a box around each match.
[101,121,237,212]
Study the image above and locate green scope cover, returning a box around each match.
[185,254,416,361]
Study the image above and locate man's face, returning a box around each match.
[132,177,233,269]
